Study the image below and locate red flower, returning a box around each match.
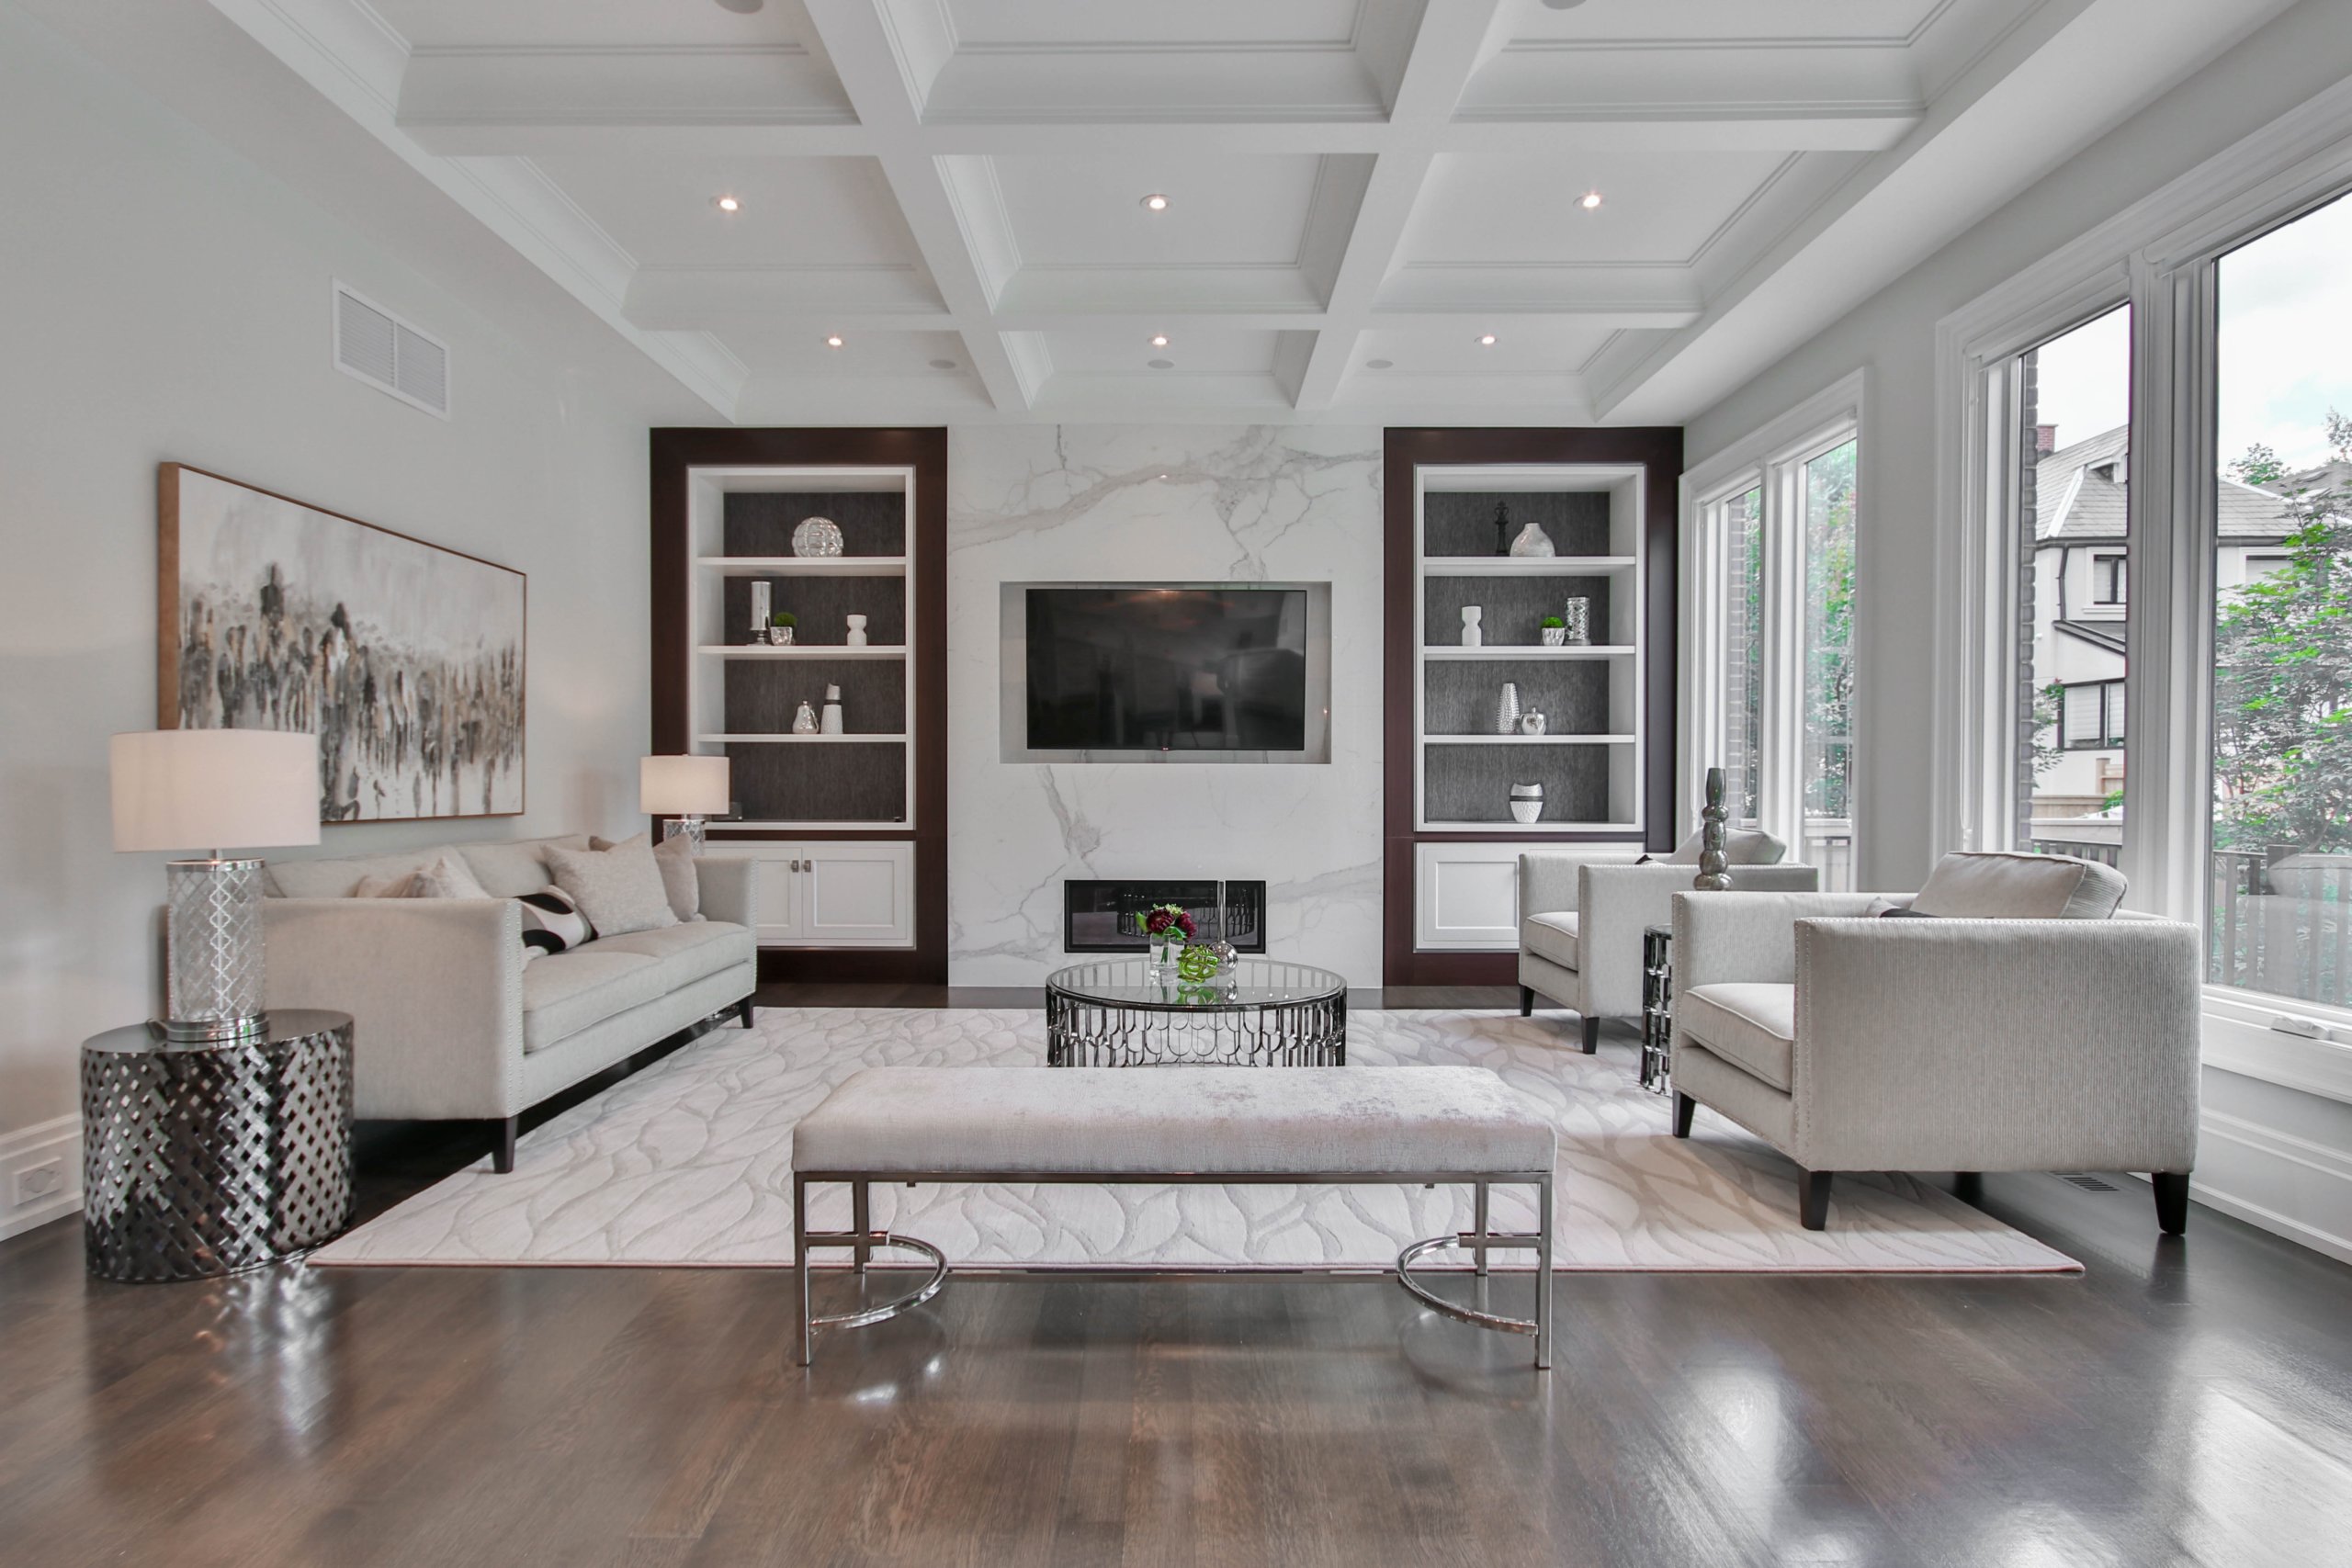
[1145,905,1196,940]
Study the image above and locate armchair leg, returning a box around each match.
[2152,1172,2191,1235]
[1953,1171,1984,1204]
[492,1114,518,1175]
[1671,1092,1696,1139]
[736,996,756,1030]
[1797,1169,1833,1231]
[1579,1015,1600,1055]
[1519,986,1534,1018]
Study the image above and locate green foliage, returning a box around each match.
[1802,442,1858,821]
[2030,682,2066,783]
[770,611,796,626]
[1540,615,1565,628]
[2214,423,2352,852]
[2229,443,2289,489]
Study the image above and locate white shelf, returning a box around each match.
[1426,733,1638,745]
[1421,820,1645,836]
[696,644,908,660]
[695,555,908,577]
[1422,556,1636,576]
[1422,644,1636,660]
[696,732,910,744]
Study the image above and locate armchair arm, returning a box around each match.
[1517,847,1644,918]
[1671,891,1880,987]
[1790,916,2202,1172]
[262,898,525,1120]
[694,856,756,929]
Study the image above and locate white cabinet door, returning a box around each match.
[1414,842,1527,951]
[697,840,913,947]
[801,843,915,946]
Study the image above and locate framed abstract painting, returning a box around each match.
[158,463,526,821]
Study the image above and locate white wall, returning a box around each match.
[0,6,668,1222]
[1681,0,2352,1262]
[944,425,1385,985]
[1683,0,2352,895]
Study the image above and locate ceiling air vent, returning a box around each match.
[333,281,450,418]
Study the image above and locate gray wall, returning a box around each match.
[0,6,673,1171]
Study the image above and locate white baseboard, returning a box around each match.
[0,1114,82,1242]
[2190,1108,2352,1268]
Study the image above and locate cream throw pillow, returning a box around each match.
[352,850,492,901]
[592,832,701,922]
[547,834,678,935]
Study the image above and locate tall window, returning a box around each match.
[2211,194,2352,1008]
[1722,485,1764,829]
[1802,440,1857,855]
[1690,402,1863,891]
[2011,305,2131,861]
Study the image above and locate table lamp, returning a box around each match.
[640,754,730,854]
[110,729,321,1042]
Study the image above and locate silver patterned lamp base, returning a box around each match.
[662,815,709,855]
[164,857,269,1041]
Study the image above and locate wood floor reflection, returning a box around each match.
[6,1015,2350,1564]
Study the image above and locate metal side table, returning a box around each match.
[1640,926,1674,1096]
[80,1010,355,1282]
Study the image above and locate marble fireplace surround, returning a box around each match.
[947,425,1384,987]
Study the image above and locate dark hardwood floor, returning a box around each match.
[6,998,2351,1566]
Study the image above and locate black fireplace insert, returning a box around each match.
[1061,879,1268,953]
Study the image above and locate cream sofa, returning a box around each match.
[260,834,758,1170]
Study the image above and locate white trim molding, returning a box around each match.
[0,1114,82,1243]
[2189,1104,2352,1269]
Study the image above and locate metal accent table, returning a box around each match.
[80,1009,355,1282]
[1045,958,1346,1066]
[1640,926,1673,1095]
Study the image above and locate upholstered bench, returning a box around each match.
[791,1066,1560,1367]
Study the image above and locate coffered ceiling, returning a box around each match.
[199,0,2296,424]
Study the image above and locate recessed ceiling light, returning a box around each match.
[1477,333,1498,346]
[928,357,958,370]
[1579,190,1603,210]
[1148,358,1174,370]
[825,334,844,348]
[1541,0,1589,8]
[1149,333,1170,347]
[713,0,763,11]
[1365,358,1395,370]
[714,195,741,213]
[1140,193,1170,212]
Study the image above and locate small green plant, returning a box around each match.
[1541,615,1566,628]
[1176,942,1220,982]
[770,611,796,627]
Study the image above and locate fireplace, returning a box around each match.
[1062,879,1267,953]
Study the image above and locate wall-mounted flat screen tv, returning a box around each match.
[1025,587,1308,752]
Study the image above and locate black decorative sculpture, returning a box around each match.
[1695,766,1732,892]
[1492,499,1512,556]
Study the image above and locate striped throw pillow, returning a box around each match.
[516,886,595,959]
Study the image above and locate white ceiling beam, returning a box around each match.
[799,0,1039,411]
[1292,0,1513,412]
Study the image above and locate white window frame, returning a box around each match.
[1681,371,1867,871]
[1931,73,2352,1101]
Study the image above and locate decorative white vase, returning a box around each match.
[820,683,844,735]
[1460,605,1484,648]
[1496,682,1521,735]
[1510,782,1544,825]
[1508,523,1556,558]
[1541,626,1567,647]
[844,614,868,649]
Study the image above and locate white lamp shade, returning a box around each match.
[110,729,322,852]
[640,753,730,817]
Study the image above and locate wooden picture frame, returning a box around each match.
[159,463,526,822]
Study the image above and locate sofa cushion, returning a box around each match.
[268,846,458,899]
[594,832,702,922]
[520,947,668,1053]
[1679,982,1797,1091]
[547,835,678,937]
[1910,851,2126,919]
[1662,828,1788,866]
[590,919,752,989]
[457,834,594,899]
[1521,910,1580,970]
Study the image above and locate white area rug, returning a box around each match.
[311,1009,2079,1274]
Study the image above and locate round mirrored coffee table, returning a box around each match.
[1045,957,1347,1066]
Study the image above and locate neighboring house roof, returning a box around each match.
[2055,619,2127,656]
[2033,424,2291,544]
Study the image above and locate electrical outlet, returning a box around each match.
[13,1158,62,1206]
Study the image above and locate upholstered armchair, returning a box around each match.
[1667,852,2202,1233]
[1518,834,1819,1053]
